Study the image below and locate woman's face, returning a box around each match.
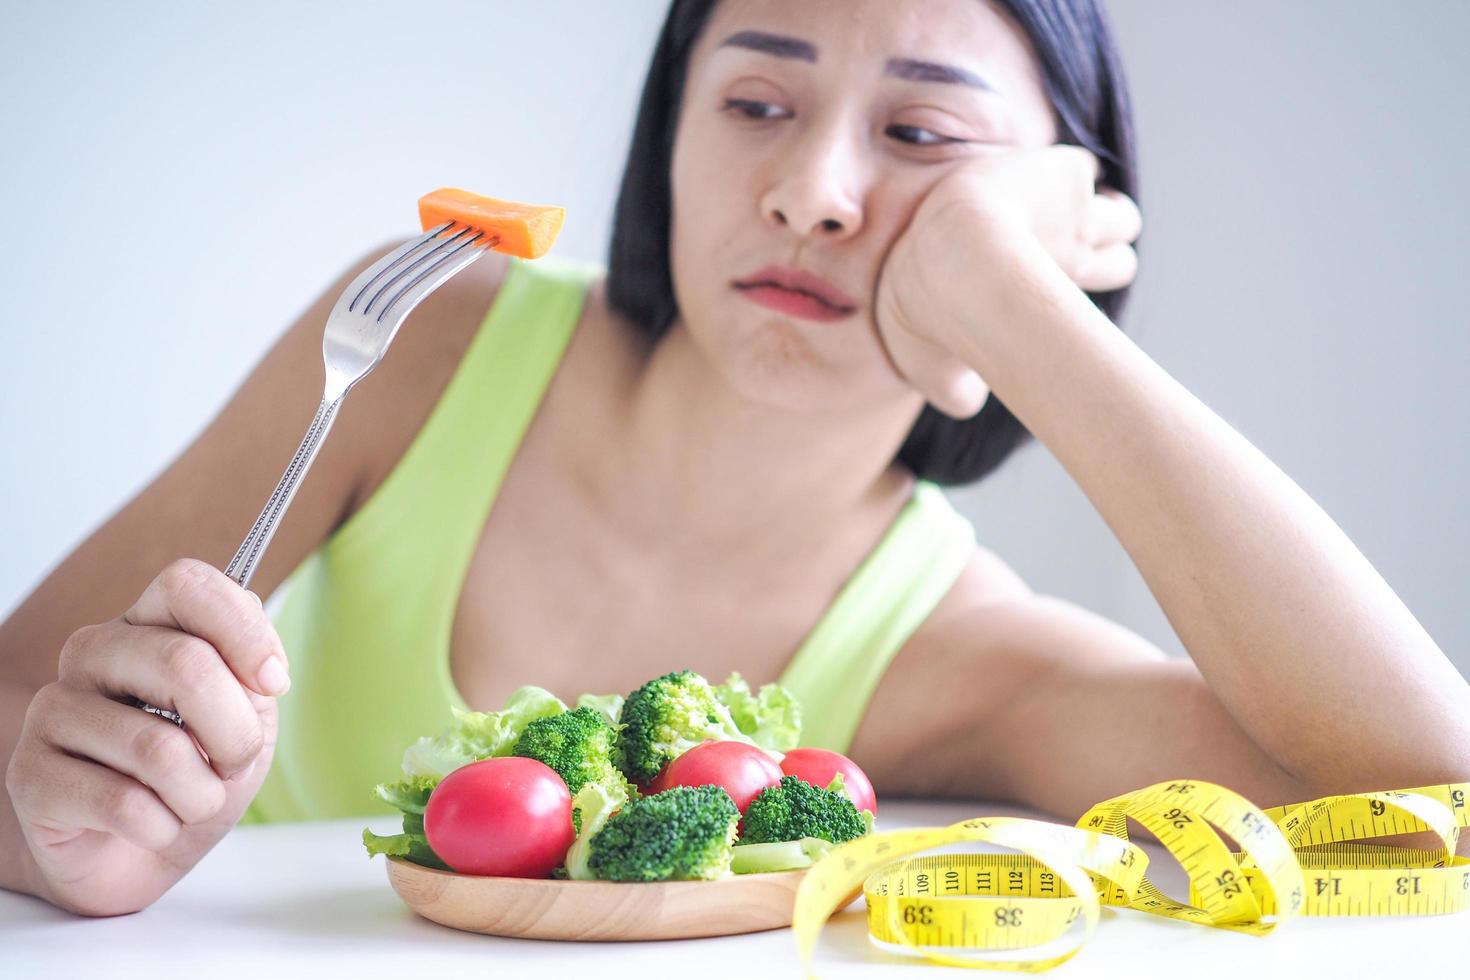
[669,0,1058,416]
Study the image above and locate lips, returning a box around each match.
[732,265,859,315]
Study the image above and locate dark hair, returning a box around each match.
[606,0,1138,486]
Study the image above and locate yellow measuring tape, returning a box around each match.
[792,779,1468,974]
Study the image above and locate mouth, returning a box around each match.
[732,265,859,323]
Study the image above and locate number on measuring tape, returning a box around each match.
[995,907,1023,927]
[903,904,935,926]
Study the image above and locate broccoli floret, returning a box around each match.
[512,706,625,795]
[731,836,836,874]
[575,692,624,727]
[587,785,740,882]
[739,775,869,845]
[616,670,759,782]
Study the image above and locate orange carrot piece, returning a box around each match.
[417,188,564,259]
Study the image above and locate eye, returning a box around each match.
[885,124,963,147]
[721,98,790,121]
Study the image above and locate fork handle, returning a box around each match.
[132,395,344,728]
[226,394,343,589]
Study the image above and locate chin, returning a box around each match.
[700,310,900,415]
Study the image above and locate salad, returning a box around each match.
[363,669,878,881]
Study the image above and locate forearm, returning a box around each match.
[0,679,50,901]
[961,254,1470,792]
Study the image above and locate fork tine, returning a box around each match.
[375,231,499,323]
[359,226,482,317]
[346,221,454,313]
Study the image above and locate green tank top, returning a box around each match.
[243,255,976,824]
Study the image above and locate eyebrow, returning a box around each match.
[720,30,816,62]
[718,30,996,92]
[885,57,994,92]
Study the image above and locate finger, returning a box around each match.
[32,684,229,826]
[1088,187,1143,247]
[1075,242,1139,293]
[934,368,989,420]
[10,743,181,853]
[126,559,289,698]
[1061,143,1102,184]
[887,335,989,419]
[59,621,264,779]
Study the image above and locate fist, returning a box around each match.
[6,558,285,915]
[875,145,1141,417]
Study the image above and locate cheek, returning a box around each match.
[860,170,945,287]
[669,134,722,305]
[669,127,766,305]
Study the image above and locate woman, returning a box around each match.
[3,0,1467,917]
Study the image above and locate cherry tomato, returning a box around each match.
[780,748,878,814]
[659,740,783,812]
[424,757,575,877]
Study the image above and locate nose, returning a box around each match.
[759,126,864,242]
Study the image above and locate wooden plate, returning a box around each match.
[386,857,821,940]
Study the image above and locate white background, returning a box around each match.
[2,1,1466,677]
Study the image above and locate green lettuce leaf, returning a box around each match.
[563,780,629,880]
[714,672,802,752]
[400,686,568,780]
[372,774,438,815]
[362,827,451,870]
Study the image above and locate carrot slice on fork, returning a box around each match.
[418,187,564,259]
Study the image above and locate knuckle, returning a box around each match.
[159,557,215,602]
[58,623,104,677]
[23,684,67,737]
[101,780,152,826]
[4,743,37,805]
[130,722,197,775]
[24,682,62,718]
[161,634,220,698]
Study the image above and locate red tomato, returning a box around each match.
[660,740,783,813]
[424,757,575,877]
[780,748,878,815]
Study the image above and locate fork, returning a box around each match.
[132,221,498,726]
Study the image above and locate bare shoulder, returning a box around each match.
[846,544,1033,798]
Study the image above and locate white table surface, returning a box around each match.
[2,797,1465,978]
